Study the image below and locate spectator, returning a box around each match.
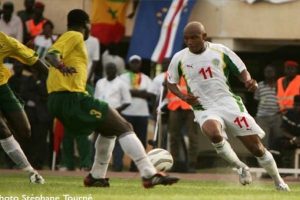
[275,95,300,168]
[85,34,100,86]
[282,95,300,145]
[166,76,201,173]
[277,60,300,112]
[118,55,154,171]
[6,61,27,168]
[8,61,26,100]
[94,62,131,113]
[20,69,52,169]
[254,65,282,150]
[33,20,58,59]
[0,1,23,42]
[60,131,93,171]
[102,43,126,76]
[17,0,35,43]
[94,62,132,171]
[148,58,170,149]
[25,1,47,41]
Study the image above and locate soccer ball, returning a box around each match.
[147,148,173,172]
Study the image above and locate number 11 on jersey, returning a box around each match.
[199,67,213,79]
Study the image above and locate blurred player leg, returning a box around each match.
[201,118,251,185]
[0,135,44,184]
[256,150,290,191]
[212,139,252,185]
[90,135,116,178]
[91,107,179,188]
[0,111,44,184]
[84,135,115,187]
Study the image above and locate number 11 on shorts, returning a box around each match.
[234,116,249,129]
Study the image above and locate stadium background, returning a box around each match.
[4,0,300,166]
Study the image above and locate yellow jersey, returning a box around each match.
[47,31,88,93]
[0,32,38,86]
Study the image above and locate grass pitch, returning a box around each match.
[0,171,300,200]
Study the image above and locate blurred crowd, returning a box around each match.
[0,0,299,173]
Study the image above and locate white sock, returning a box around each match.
[212,139,247,168]
[119,132,157,178]
[91,135,116,179]
[0,135,34,173]
[256,150,283,184]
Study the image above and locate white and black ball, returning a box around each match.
[147,148,173,172]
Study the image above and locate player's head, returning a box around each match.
[67,9,90,40]
[184,21,207,54]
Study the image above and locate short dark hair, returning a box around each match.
[67,9,89,28]
[34,1,44,9]
[3,2,14,11]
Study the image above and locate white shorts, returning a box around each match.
[193,100,265,139]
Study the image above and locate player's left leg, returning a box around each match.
[0,114,44,184]
[84,134,115,187]
[89,107,179,188]
[55,93,179,188]
[0,84,44,184]
[239,135,290,191]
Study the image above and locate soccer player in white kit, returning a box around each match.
[167,21,290,191]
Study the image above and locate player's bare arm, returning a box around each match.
[45,52,77,76]
[239,69,258,92]
[167,81,199,106]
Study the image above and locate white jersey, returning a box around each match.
[85,35,100,79]
[34,34,58,59]
[94,77,131,109]
[120,72,153,116]
[168,42,246,110]
[168,42,265,138]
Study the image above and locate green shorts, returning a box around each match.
[0,84,23,112]
[48,91,109,136]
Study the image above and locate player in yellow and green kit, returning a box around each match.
[45,9,178,188]
[0,31,47,184]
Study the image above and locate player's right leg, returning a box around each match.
[84,134,115,187]
[90,107,179,188]
[200,117,251,185]
[48,93,178,188]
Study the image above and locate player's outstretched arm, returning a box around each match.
[45,53,77,76]
[239,69,258,92]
